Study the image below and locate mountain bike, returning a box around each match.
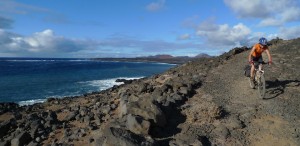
[249,62,268,99]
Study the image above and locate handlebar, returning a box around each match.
[249,61,271,65]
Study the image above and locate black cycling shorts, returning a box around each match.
[251,55,263,63]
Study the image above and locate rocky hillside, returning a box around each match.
[0,38,299,146]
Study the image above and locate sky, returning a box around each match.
[0,0,300,58]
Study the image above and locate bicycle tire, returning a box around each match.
[249,77,255,89]
[257,75,266,99]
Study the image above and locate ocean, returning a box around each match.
[0,58,175,105]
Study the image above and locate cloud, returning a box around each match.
[258,18,283,27]
[0,29,207,57]
[177,34,191,40]
[278,26,300,39]
[0,29,16,45]
[146,0,166,12]
[224,0,270,18]
[224,0,300,26]
[0,0,50,15]
[0,29,97,57]
[0,16,14,29]
[281,7,300,22]
[0,0,71,25]
[196,20,251,46]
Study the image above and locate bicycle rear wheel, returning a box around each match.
[257,75,266,99]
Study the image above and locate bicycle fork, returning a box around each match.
[255,70,263,86]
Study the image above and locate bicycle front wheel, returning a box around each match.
[249,77,255,89]
[257,75,266,99]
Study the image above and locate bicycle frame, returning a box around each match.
[254,67,266,99]
[255,69,264,82]
[249,62,267,99]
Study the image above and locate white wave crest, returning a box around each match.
[78,77,144,90]
[17,77,143,106]
[18,99,46,106]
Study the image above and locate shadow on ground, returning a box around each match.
[265,80,300,99]
[150,102,186,137]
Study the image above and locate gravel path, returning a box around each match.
[182,39,300,145]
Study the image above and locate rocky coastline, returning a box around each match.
[1,38,299,146]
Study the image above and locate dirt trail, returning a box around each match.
[186,44,300,145]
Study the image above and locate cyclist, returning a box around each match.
[248,37,272,83]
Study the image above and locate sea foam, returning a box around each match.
[18,77,144,106]
[78,77,144,90]
[18,99,46,106]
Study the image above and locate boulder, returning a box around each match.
[225,116,245,130]
[126,114,150,135]
[29,119,41,129]
[0,140,10,146]
[169,138,205,146]
[178,87,190,95]
[0,118,16,138]
[63,111,78,121]
[161,84,172,92]
[46,110,59,125]
[127,96,166,127]
[0,102,19,114]
[27,141,38,146]
[97,127,155,146]
[171,93,183,101]
[84,115,91,124]
[110,104,117,110]
[155,95,167,104]
[26,113,39,121]
[211,125,229,140]
[30,124,42,138]
[136,83,148,93]
[152,88,162,97]
[80,109,87,117]
[155,92,184,106]
[101,105,111,115]
[210,125,229,145]
[119,95,129,118]
[11,132,32,146]
[116,79,133,84]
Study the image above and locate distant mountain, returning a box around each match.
[194,53,211,58]
[142,54,211,59]
[143,54,174,59]
[93,53,211,64]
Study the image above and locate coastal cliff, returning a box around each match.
[0,38,299,146]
